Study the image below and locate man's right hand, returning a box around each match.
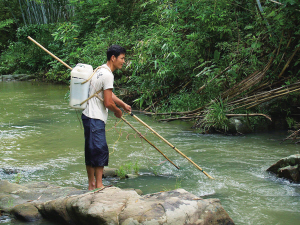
[114,109,123,118]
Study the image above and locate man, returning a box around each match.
[82,45,131,190]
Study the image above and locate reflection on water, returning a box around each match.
[0,81,300,225]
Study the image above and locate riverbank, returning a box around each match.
[0,74,36,82]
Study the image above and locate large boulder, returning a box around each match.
[37,187,234,225]
[0,180,234,224]
[267,154,300,183]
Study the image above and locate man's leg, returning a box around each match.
[86,165,96,190]
[94,166,104,189]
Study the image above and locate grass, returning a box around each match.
[116,161,140,179]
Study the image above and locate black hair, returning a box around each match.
[107,45,126,61]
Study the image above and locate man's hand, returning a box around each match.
[104,89,123,118]
[114,109,123,118]
[123,104,131,113]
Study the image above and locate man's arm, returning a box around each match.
[103,89,122,118]
[112,92,131,113]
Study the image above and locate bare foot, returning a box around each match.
[88,182,96,191]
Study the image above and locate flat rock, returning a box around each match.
[0,180,234,224]
[0,180,85,211]
[37,187,234,225]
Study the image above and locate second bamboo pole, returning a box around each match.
[129,112,214,179]
[121,116,180,170]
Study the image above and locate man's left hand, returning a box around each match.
[123,104,131,113]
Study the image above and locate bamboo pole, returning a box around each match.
[128,112,214,179]
[27,36,73,70]
[278,46,300,78]
[121,116,180,170]
[228,81,300,106]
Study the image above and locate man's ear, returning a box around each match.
[111,55,116,62]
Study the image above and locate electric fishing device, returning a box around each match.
[27,36,214,179]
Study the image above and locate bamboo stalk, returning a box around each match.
[228,81,300,107]
[27,36,73,70]
[246,88,300,109]
[128,112,214,179]
[121,116,180,170]
[278,47,300,78]
[229,86,297,107]
[232,87,300,110]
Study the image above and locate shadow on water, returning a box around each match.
[0,81,300,225]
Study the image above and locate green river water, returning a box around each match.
[0,81,299,225]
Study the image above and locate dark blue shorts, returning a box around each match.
[82,114,109,167]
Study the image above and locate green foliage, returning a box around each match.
[116,161,139,178]
[286,117,296,129]
[13,173,23,184]
[0,23,55,75]
[201,98,230,132]
[116,165,127,179]
[133,160,140,175]
[0,18,14,30]
[1,0,300,127]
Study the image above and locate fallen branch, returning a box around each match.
[225,113,272,121]
[157,113,271,122]
[158,116,203,122]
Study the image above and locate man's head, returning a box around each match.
[106,45,126,72]
[107,45,126,61]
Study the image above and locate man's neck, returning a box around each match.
[106,61,115,72]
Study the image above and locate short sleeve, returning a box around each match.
[102,72,114,90]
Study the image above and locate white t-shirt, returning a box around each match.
[82,64,114,123]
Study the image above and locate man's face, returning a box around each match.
[113,53,125,70]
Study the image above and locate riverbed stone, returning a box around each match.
[103,167,118,177]
[267,154,300,183]
[228,117,252,134]
[10,203,42,222]
[0,180,85,211]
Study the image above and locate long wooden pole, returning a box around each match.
[128,112,214,179]
[121,116,180,170]
[27,36,73,70]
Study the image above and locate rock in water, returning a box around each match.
[267,154,300,183]
[36,187,234,225]
[0,180,234,224]
[11,203,42,222]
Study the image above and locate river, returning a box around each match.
[0,81,299,225]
